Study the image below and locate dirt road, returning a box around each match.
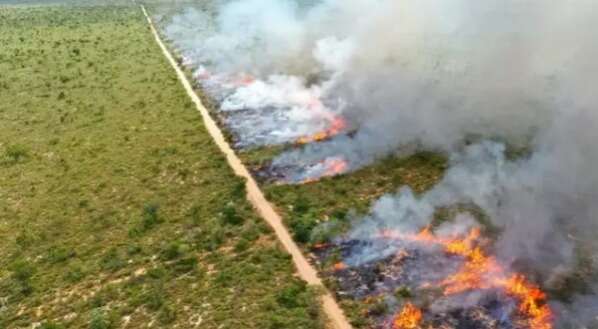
[140,5,352,329]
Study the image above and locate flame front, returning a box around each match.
[324,157,348,176]
[296,115,347,145]
[299,157,349,184]
[502,275,553,329]
[393,303,422,329]
[381,227,553,329]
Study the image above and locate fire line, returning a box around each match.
[382,226,553,329]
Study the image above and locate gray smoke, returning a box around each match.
[157,0,598,324]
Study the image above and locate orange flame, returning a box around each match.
[334,262,348,271]
[324,158,348,176]
[297,131,329,145]
[299,157,349,184]
[296,115,347,145]
[393,303,422,329]
[501,275,553,329]
[381,226,553,329]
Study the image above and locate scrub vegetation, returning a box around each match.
[0,5,324,329]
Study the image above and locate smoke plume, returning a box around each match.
[157,0,598,325]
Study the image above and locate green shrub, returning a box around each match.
[276,281,307,308]
[293,197,310,215]
[10,259,35,296]
[47,246,76,264]
[172,257,197,274]
[89,309,110,329]
[145,285,164,311]
[160,242,181,261]
[368,300,388,316]
[200,228,224,251]
[64,265,85,283]
[39,322,66,329]
[234,238,250,253]
[146,266,166,280]
[230,178,246,200]
[158,304,176,324]
[394,286,412,299]
[4,144,28,164]
[99,248,125,272]
[141,203,162,231]
[188,205,202,226]
[290,216,317,244]
[221,203,243,225]
[309,219,342,245]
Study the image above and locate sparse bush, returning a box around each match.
[309,219,341,245]
[172,257,197,274]
[99,248,125,272]
[188,205,202,226]
[290,215,317,244]
[240,224,260,242]
[145,285,164,311]
[15,229,36,249]
[10,259,35,296]
[234,238,250,253]
[64,265,85,283]
[89,309,110,329]
[126,244,142,255]
[39,322,66,329]
[368,300,388,316]
[230,178,246,200]
[394,286,412,299]
[200,227,224,251]
[158,304,176,324]
[4,144,28,164]
[293,197,310,215]
[221,202,243,225]
[140,203,162,231]
[47,246,76,264]
[276,281,307,308]
[146,266,166,280]
[160,242,181,261]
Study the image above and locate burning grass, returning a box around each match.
[312,224,554,329]
[147,4,598,329]
[0,5,324,329]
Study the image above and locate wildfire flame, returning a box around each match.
[296,115,347,145]
[334,262,348,271]
[324,157,348,176]
[393,302,422,329]
[299,156,349,184]
[381,226,553,329]
[502,275,553,329]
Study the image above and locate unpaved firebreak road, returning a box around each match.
[140,5,352,329]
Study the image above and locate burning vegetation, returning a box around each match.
[392,303,422,329]
[160,0,598,327]
[314,223,553,329]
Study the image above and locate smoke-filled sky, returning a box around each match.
[158,0,598,326]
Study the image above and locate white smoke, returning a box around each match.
[158,0,598,324]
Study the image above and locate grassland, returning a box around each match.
[0,5,325,329]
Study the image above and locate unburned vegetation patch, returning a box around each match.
[0,5,324,329]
